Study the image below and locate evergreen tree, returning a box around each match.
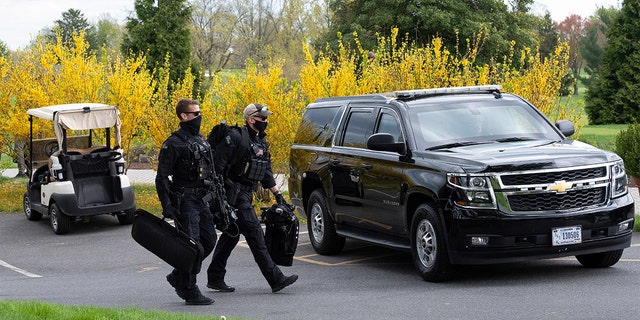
[579,6,619,88]
[537,12,559,60]
[50,9,98,50]
[122,0,193,85]
[585,0,640,124]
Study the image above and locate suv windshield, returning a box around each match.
[407,96,563,150]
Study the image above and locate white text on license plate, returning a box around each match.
[552,226,582,246]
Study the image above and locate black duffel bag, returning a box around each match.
[260,203,299,266]
[131,209,204,274]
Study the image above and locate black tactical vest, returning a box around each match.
[172,131,213,182]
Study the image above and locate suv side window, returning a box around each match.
[376,111,403,143]
[294,106,341,147]
[341,109,373,148]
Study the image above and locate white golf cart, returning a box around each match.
[23,103,136,234]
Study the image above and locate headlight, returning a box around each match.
[611,161,628,198]
[447,174,496,208]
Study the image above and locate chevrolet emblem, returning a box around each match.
[548,180,573,193]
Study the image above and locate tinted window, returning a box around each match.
[408,96,562,150]
[294,106,341,146]
[342,110,372,148]
[376,112,402,142]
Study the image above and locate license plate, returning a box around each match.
[552,226,582,246]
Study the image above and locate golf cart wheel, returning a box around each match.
[117,208,135,225]
[23,192,42,221]
[49,202,70,235]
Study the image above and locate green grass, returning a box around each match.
[0,176,27,213]
[576,124,627,152]
[0,300,229,320]
[0,153,17,170]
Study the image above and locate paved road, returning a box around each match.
[1,212,640,320]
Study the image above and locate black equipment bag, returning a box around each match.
[261,203,299,266]
[131,209,204,274]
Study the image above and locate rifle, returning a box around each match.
[203,175,237,235]
[202,150,238,236]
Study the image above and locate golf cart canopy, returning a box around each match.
[27,103,122,148]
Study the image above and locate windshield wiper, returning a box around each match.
[494,137,535,143]
[426,141,492,151]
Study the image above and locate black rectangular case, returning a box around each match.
[131,209,204,274]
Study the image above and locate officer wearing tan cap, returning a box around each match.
[207,103,298,293]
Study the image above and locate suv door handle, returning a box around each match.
[330,159,340,165]
[361,163,373,170]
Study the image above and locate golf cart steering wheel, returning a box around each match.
[103,151,123,162]
[44,141,59,157]
[84,151,122,162]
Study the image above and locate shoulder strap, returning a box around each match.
[228,125,251,166]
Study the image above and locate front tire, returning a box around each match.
[576,250,623,268]
[49,202,70,235]
[307,189,345,255]
[24,193,42,221]
[411,204,452,282]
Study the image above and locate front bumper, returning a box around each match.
[446,199,635,265]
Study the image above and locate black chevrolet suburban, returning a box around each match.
[288,85,635,282]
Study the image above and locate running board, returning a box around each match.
[336,226,411,251]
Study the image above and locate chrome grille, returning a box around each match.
[500,167,606,185]
[495,164,611,214]
[507,187,606,211]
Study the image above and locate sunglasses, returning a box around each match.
[184,111,201,117]
[249,104,269,120]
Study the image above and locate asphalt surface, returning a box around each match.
[1,213,639,320]
[2,168,640,319]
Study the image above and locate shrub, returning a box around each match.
[615,123,640,177]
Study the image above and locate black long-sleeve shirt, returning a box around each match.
[155,128,211,212]
[213,124,276,190]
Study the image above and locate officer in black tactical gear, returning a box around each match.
[206,103,298,293]
[155,98,216,305]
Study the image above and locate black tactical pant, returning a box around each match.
[169,193,216,292]
[207,189,285,287]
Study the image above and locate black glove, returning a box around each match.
[275,193,286,205]
[162,206,178,219]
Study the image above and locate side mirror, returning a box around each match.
[367,133,406,154]
[555,120,574,137]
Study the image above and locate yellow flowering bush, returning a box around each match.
[0,34,156,170]
[0,28,575,178]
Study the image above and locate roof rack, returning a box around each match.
[394,85,502,100]
[315,94,389,103]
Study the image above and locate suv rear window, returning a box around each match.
[342,109,373,148]
[294,106,342,146]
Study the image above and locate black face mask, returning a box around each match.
[254,120,268,133]
[180,115,202,135]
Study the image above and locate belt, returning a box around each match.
[229,179,256,192]
[238,183,255,192]
[173,186,207,195]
